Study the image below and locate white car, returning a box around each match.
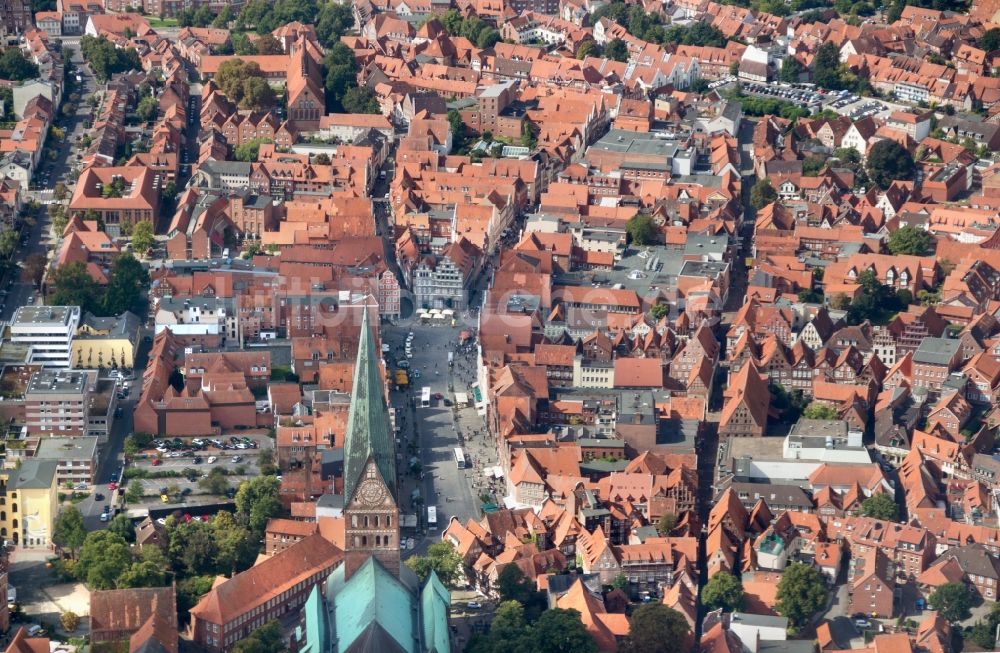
[207,456,217,464]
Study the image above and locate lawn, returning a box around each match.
[146,16,179,28]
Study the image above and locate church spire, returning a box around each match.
[343,304,397,507]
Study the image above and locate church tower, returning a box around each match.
[343,305,401,579]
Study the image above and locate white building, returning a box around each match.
[782,419,872,464]
[11,306,81,368]
[728,613,788,653]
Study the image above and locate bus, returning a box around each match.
[427,506,437,528]
[454,447,466,469]
[420,386,431,408]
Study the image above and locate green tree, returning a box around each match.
[118,560,167,588]
[626,213,656,245]
[535,608,598,653]
[887,225,931,256]
[50,261,102,315]
[136,95,158,122]
[80,36,141,82]
[619,604,690,653]
[232,33,257,55]
[780,57,803,83]
[103,252,150,315]
[53,506,87,557]
[866,139,915,190]
[0,230,18,259]
[324,41,361,113]
[447,109,468,153]
[168,521,220,576]
[126,479,143,503]
[0,48,39,81]
[316,3,354,48]
[775,562,826,628]
[192,4,214,26]
[199,467,230,495]
[107,513,136,542]
[235,475,282,534]
[802,403,838,420]
[130,219,155,255]
[497,564,546,622]
[254,34,283,55]
[214,59,276,111]
[341,86,380,114]
[702,571,745,612]
[860,492,899,521]
[232,620,284,653]
[234,138,271,162]
[929,582,972,622]
[650,304,669,320]
[76,531,132,589]
[313,153,331,165]
[60,611,80,632]
[605,38,628,62]
[468,600,530,653]
[22,252,48,289]
[982,27,1000,53]
[405,541,464,586]
[575,41,599,59]
[812,42,849,91]
[212,511,259,574]
[212,5,233,27]
[750,178,778,209]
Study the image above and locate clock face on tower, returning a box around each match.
[358,478,387,506]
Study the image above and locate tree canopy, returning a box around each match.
[214,59,276,112]
[929,582,972,622]
[234,138,272,162]
[131,219,155,256]
[467,600,597,653]
[981,27,1000,53]
[866,139,915,190]
[626,213,656,245]
[802,403,838,420]
[702,572,745,612]
[605,38,629,62]
[860,493,899,522]
[750,178,777,210]
[53,506,87,556]
[404,541,464,587]
[775,562,826,628]
[887,225,932,256]
[842,269,910,326]
[232,620,284,653]
[0,48,39,81]
[80,36,142,82]
[618,603,691,653]
[103,252,150,315]
[235,475,282,535]
[496,564,547,622]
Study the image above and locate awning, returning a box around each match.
[429,308,441,314]
[459,330,471,341]
[455,392,468,405]
[442,309,455,316]
[433,313,446,319]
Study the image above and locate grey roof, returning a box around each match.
[199,160,252,176]
[479,80,516,98]
[79,311,141,339]
[730,612,789,629]
[913,337,961,365]
[758,641,819,653]
[728,482,814,509]
[36,436,98,461]
[938,543,1000,580]
[7,460,57,490]
[343,306,397,504]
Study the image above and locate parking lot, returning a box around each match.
[739,81,826,108]
[122,433,272,507]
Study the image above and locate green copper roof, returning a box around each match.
[333,557,416,653]
[343,305,397,505]
[420,571,451,653]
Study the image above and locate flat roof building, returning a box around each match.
[23,369,97,436]
[10,306,81,369]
